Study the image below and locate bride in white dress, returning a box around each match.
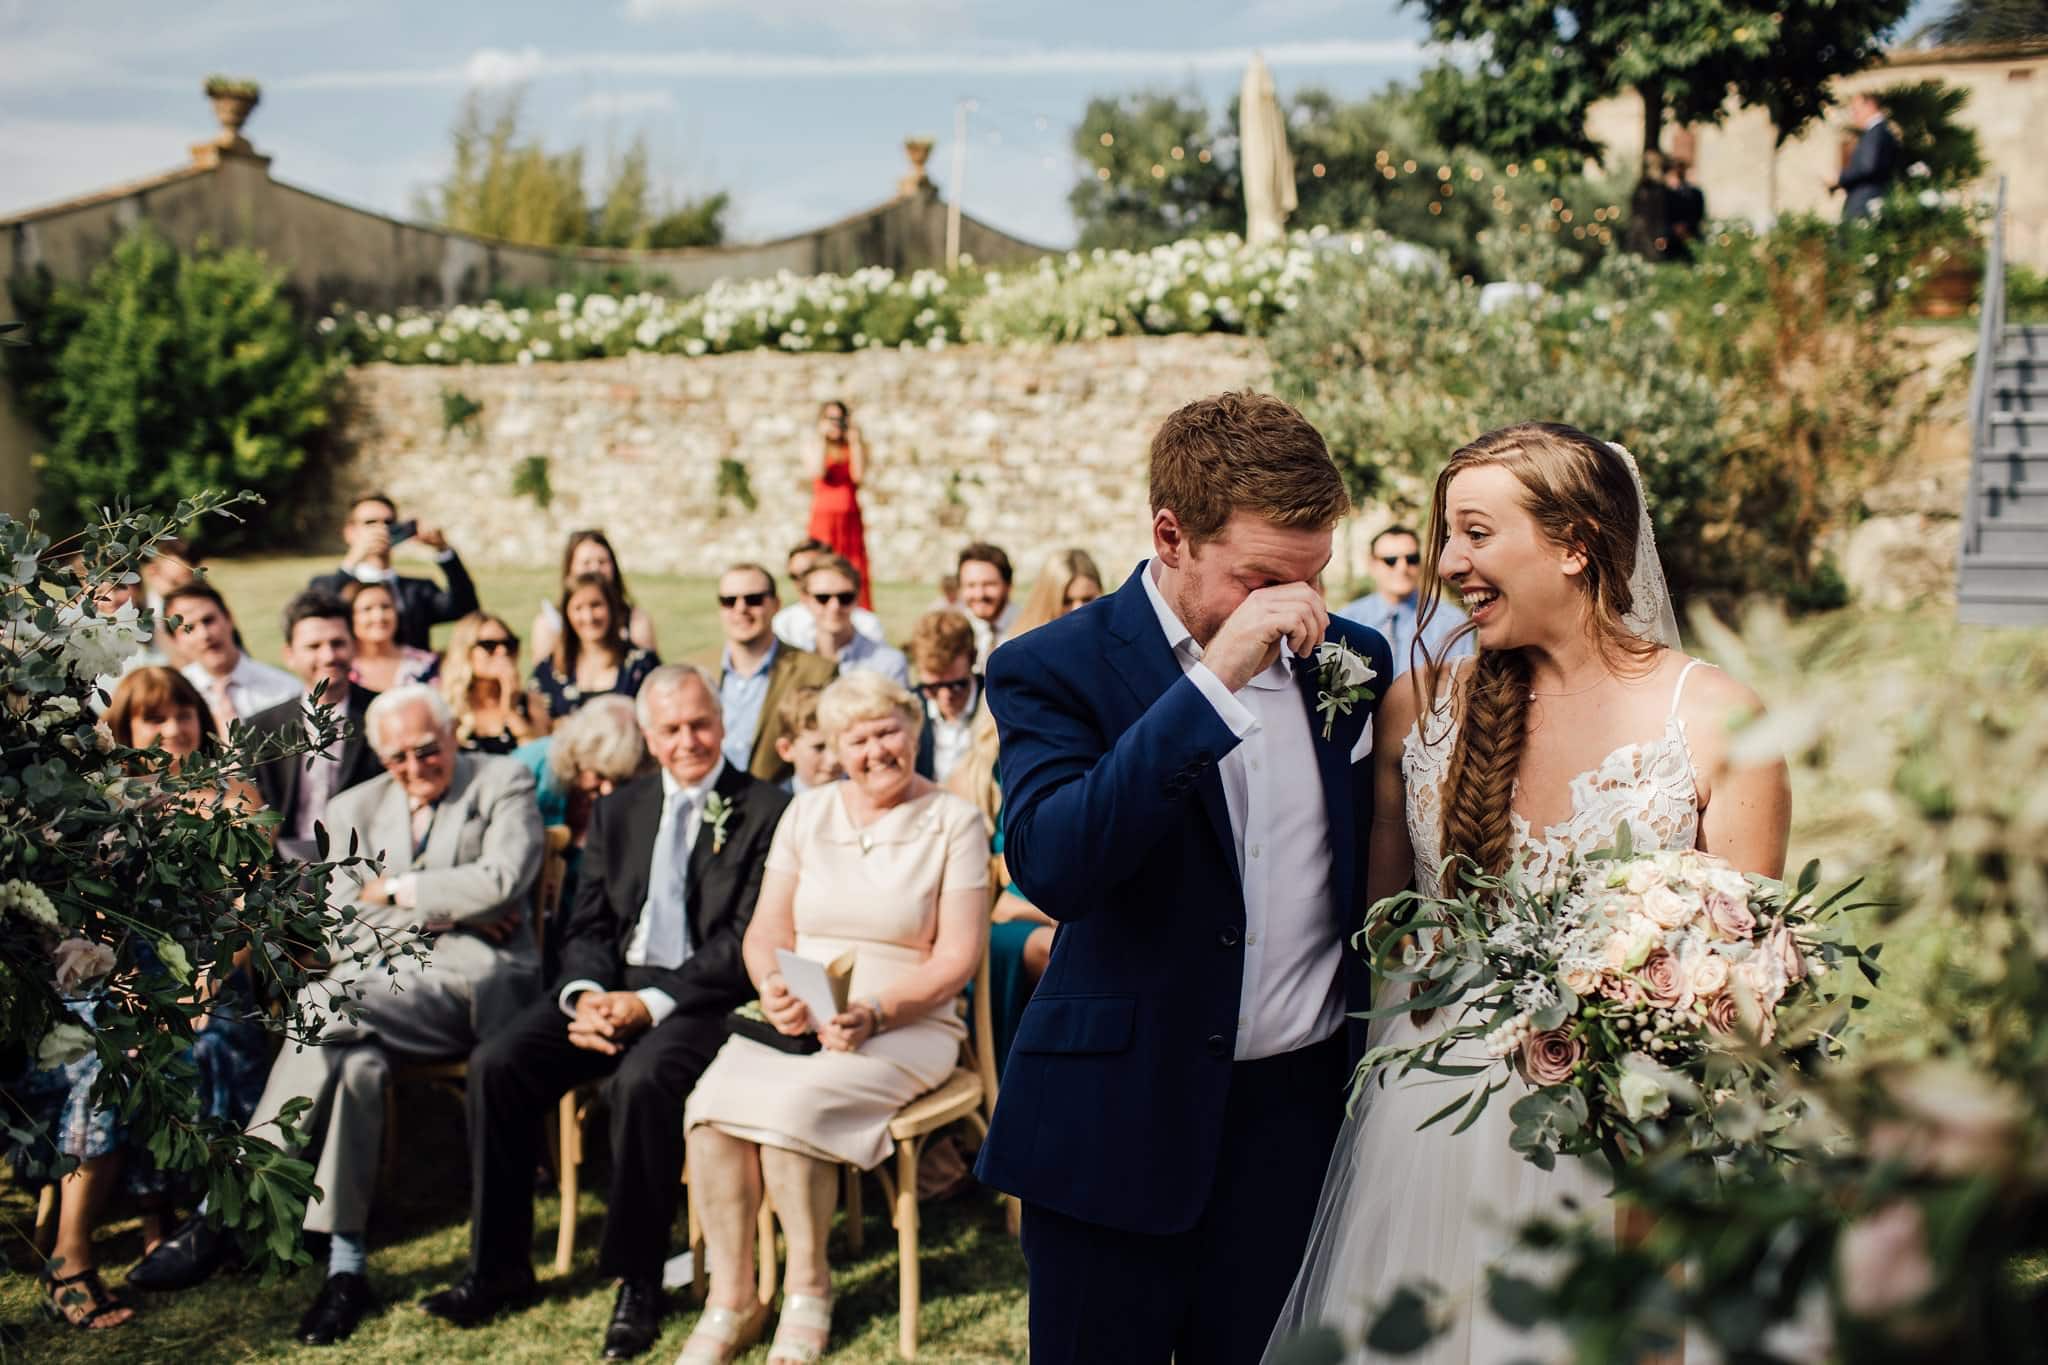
[1268,423,1792,1363]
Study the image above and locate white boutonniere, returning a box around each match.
[702,793,733,854]
[1313,639,1378,741]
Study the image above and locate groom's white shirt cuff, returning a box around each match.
[1187,662,1258,738]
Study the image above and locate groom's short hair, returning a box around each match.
[1149,391,1350,544]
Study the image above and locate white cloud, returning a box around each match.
[281,38,1437,90]
[572,89,680,118]
[464,45,546,87]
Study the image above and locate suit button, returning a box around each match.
[1205,1034,1227,1057]
[1218,929,1239,948]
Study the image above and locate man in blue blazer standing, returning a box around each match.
[976,391,1393,1363]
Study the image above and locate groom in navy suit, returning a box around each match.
[977,391,1392,1363]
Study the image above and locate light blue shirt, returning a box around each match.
[1333,591,1474,678]
[719,640,778,772]
[834,632,911,689]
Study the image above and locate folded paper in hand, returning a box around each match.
[775,948,855,1025]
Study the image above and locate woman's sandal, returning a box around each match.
[766,1292,833,1365]
[41,1266,135,1329]
[675,1300,768,1365]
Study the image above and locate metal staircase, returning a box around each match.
[1958,178,2048,626]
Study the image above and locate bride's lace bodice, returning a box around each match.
[1403,659,1704,894]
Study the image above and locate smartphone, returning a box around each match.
[388,519,418,546]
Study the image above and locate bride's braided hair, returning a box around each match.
[1414,423,1659,878]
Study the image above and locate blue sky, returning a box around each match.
[0,0,1941,248]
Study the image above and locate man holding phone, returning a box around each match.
[309,492,479,651]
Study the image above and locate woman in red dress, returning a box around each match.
[805,399,873,609]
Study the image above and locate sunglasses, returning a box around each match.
[1379,553,1423,568]
[917,677,973,697]
[811,591,858,608]
[474,636,518,654]
[379,739,445,769]
[718,591,773,609]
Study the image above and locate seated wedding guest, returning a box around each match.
[166,582,301,735]
[421,666,787,1360]
[246,591,384,861]
[6,670,271,1331]
[771,685,840,795]
[802,556,909,688]
[1011,548,1104,635]
[771,538,884,650]
[679,671,988,1365]
[716,562,836,784]
[532,574,662,720]
[443,612,552,754]
[530,529,660,664]
[343,580,439,692]
[1333,523,1473,678]
[956,542,1018,668]
[127,685,543,1347]
[140,536,198,614]
[309,493,478,651]
[908,609,980,783]
[513,694,653,969]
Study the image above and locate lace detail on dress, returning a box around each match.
[1401,668,1703,895]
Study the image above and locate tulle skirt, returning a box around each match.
[1265,996,1613,1365]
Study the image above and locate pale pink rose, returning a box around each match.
[1767,925,1807,984]
[1837,1200,1936,1319]
[52,937,116,992]
[1704,889,1756,942]
[1518,1028,1584,1086]
[1867,1062,2025,1178]
[1641,884,1693,930]
[1602,928,1637,971]
[1704,991,1741,1035]
[1729,975,1777,1043]
[1685,951,1731,999]
[1733,958,1787,1013]
[1600,975,1646,1007]
[1638,949,1685,1007]
[1559,965,1600,996]
[1624,862,1665,895]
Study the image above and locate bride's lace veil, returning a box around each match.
[1262,435,1679,1362]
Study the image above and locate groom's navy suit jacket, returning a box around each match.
[974,562,1392,1236]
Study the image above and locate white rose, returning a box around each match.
[1684,950,1731,999]
[1616,1054,1673,1121]
[1560,964,1600,996]
[36,1022,94,1069]
[1641,884,1694,930]
[52,937,117,991]
[1624,862,1666,895]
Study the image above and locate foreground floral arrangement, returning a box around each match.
[325,227,1426,365]
[1359,832,1874,1171]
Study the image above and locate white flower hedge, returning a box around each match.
[325,227,1433,365]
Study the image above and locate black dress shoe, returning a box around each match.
[297,1271,375,1346]
[420,1269,537,1328]
[125,1213,230,1292]
[601,1277,666,1360]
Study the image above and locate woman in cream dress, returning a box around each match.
[681,671,990,1365]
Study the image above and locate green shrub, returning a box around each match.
[2008,263,2048,323]
[6,226,340,551]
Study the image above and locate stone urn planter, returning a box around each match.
[898,137,936,196]
[202,78,262,154]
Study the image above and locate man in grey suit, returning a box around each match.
[128,684,544,1346]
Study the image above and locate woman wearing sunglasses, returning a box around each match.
[442,612,552,754]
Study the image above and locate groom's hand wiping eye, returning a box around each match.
[1205,583,1328,692]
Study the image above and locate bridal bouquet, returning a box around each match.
[1357,830,1876,1170]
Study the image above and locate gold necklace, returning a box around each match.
[1527,674,1608,700]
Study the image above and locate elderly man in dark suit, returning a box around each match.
[246,590,385,859]
[308,492,478,651]
[1835,90,1900,223]
[420,663,789,1360]
[129,684,544,1346]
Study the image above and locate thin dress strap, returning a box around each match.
[1668,657,1704,718]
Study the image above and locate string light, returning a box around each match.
[1532,157,1548,173]
[1506,163,1520,177]
[1170,146,1185,160]
[1197,148,1212,163]
[1312,163,1326,178]
[1402,159,1418,174]
[1151,163,1166,178]
[1100,132,1115,147]
[1437,165,1452,180]
[1096,166,1110,180]
[1428,201,1442,215]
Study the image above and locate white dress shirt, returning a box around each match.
[1139,562,1344,1060]
[181,653,303,724]
[924,685,978,783]
[559,760,725,1028]
[772,603,886,650]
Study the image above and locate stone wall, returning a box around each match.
[331,335,1273,594]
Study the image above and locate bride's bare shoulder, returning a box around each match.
[1377,658,1466,738]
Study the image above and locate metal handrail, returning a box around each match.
[1958,175,2008,568]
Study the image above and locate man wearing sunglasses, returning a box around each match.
[714,563,838,785]
[801,555,909,689]
[909,608,981,782]
[1333,525,1472,679]
[130,685,543,1346]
